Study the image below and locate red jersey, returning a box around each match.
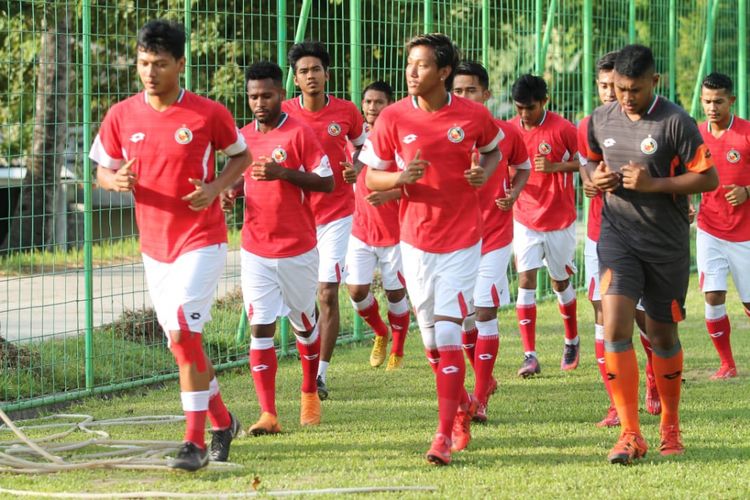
[511,110,578,231]
[89,90,246,263]
[282,95,367,225]
[359,94,502,253]
[479,120,530,254]
[698,115,750,242]
[351,164,400,247]
[239,113,332,258]
[577,115,603,241]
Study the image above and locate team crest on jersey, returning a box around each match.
[538,141,552,155]
[447,126,465,144]
[327,122,342,136]
[271,146,287,163]
[640,135,658,155]
[174,126,193,145]
[727,149,741,164]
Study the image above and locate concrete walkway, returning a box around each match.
[1,251,241,342]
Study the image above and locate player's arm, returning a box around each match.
[723,184,750,206]
[251,155,334,192]
[497,167,531,211]
[343,110,368,183]
[621,161,718,194]
[96,158,137,192]
[365,188,401,207]
[534,155,580,173]
[183,148,252,211]
[366,150,429,190]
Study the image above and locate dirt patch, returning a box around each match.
[0,334,38,369]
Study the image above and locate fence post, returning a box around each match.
[183,0,191,90]
[539,0,558,70]
[690,0,720,118]
[629,0,636,43]
[350,0,364,341]
[535,0,543,73]
[277,0,287,81]
[82,0,94,392]
[424,0,433,32]
[482,0,490,68]
[285,0,313,95]
[668,0,676,101]
[739,0,747,118]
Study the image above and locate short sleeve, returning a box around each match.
[347,103,367,147]
[477,107,503,153]
[673,113,714,173]
[299,125,333,177]
[561,119,580,162]
[358,111,396,170]
[508,128,531,170]
[89,108,124,170]
[587,112,604,161]
[212,104,247,156]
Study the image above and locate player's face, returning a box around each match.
[514,99,547,127]
[247,78,284,124]
[136,48,184,97]
[452,74,490,104]
[701,87,736,124]
[361,90,391,126]
[596,69,616,104]
[405,45,451,97]
[293,56,329,96]
[614,71,659,116]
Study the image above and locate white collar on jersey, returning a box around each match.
[410,93,452,109]
[143,87,185,104]
[298,94,330,108]
[707,114,735,133]
[254,112,289,132]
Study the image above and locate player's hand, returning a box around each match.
[112,158,137,192]
[621,161,654,192]
[182,177,220,211]
[464,152,487,187]
[591,161,620,192]
[365,191,391,207]
[251,156,285,181]
[582,175,600,198]
[534,154,556,173]
[342,161,358,184]
[496,191,518,211]
[219,189,237,213]
[723,184,749,206]
[688,202,696,224]
[398,149,429,185]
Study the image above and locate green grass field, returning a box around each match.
[2,275,749,498]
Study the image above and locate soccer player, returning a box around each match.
[89,20,250,471]
[510,75,581,377]
[452,61,531,422]
[588,44,718,464]
[697,72,750,380]
[344,81,411,370]
[360,33,502,465]
[282,41,368,400]
[224,61,333,435]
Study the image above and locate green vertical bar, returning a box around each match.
[535,0,543,73]
[350,0,362,104]
[424,0,433,32]
[184,0,191,90]
[539,0,557,69]
[668,0,676,101]
[82,0,94,391]
[690,0,720,117]
[481,0,490,68]
[705,0,713,74]
[277,0,287,81]
[280,318,290,356]
[583,0,592,115]
[285,0,313,95]
[739,0,748,118]
[235,311,247,343]
[629,0,636,43]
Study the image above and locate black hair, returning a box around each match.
[702,72,734,95]
[245,61,283,87]
[136,19,185,60]
[405,33,461,90]
[363,80,394,102]
[288,41,330,72]
[614,44,655,78]
[455,61,490,90]
[511,74,548,104]
[596,51,618,74]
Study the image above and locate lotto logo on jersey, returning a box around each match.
[447,126,465,143]
[727,149,741,163]
[327,122,342,136]
[538,141,552,155]
[640,135,658,155]
[129,132,145,143]
[175,127,193,145]
[271,147,287,163]
[403,134,418,144]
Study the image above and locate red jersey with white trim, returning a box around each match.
[352,163,400,247]
[239,113,332,258]
[282,95,367,225]
[89,90,246,263]
[511,110,578,231]
[578,115,603,241]
[698,115,750,242]
[359,94,503,253]
[479,120,530,254]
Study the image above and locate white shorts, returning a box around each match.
[513,220,577,281]
[344,235,405,290]
[696,228,750,302]
[143,244,227,335]
[317,215,353,283]
[400,241,481,327]
[240,248,319,332]
[474,244,513,308]
[584,237,601,302]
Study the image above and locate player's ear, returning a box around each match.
[176,56,186,74]
[652,73,660,87]
[729,94,737,106]
[483,89,492,101]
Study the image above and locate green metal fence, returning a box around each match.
[1,0,747,411]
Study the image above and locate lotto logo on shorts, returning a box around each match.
[327,122,342,136]
[538,141,552,155]
[175,126,193,145]
[272,147,288,163]
[441,365,459,375]
[190,312,201,320]
[727,149,741,163]
[640,135,658,155]
[447,126,465,143]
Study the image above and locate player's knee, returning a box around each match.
[169,330,207,373]
[318,285,339,306]
[385,288,406,303]
[551,278,570,292]
[347,284,370,303]
[704,290,726,306]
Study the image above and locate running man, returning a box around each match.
[90,20,250,470]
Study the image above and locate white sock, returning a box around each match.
[317,360,329,381]
[180,390,210,412]
[554,283,576,305]
[517,288,536,306]
[350,293,375,311]
[435,321,462,348]
[705,302,727,320]
[594,323,604,341]
[476,319,498,337]
[387,296,409,315]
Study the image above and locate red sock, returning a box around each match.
[436,347,465,436]
[595,338,614,406]
[207,379,231,430]
[388,311,410,356]
[652,346,683,428]
[559,299,578,341]
[296,332,320,394]
[250,346,278,415]
[425,348,440,375]
[706,316,735,368]
[604,344,641,435]
[516,304,536,352]
[639,331,654,368]
[474,334,499,404]
[461,328,478,370]
[184,411,207,449]
[358,298,389,337]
